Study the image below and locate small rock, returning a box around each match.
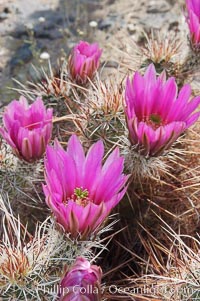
[25,23,34,30]
[10,43,33,73]
[168,21,179,31]
[127,23,136,34]
[77,29,85,36]
[0,49,6,56]
[38,17,46,23]
[89,20,98,28]
[40,52,50,60]
[0,13,8,21]
[10,26,28,39]
[98,18,115,30]
[147,0,170,13]
[33,17,64,39]
[3,7,11,14]
[35,28,63,39]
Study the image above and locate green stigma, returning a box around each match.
[150,114,162,125]
[74,187,89,199]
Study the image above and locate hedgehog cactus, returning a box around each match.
[68,41,102,85]
[186,0,200,50]
[0,96,53,163]
[125,64,200,157]
[59,257,102,301]
[43,134,129,240]
[79,77,125,151]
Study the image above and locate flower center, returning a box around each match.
[63,188,90,207]
[142,113,164,130]
[150,114,162,125]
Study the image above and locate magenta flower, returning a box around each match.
[125,64,200,157]
[43,135,128,239]
[0,96,53,162]
[186,0,200,47]
[59,257,102,301]
[68,40,102,84]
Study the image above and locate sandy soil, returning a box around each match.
[0,0,189,106]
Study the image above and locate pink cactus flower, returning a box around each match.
[125,64,200,157]
[68,40,102,84]
[0,96,53,162]
[43,135,128,239]
[186,0,200,47]
[59,257,102,301]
